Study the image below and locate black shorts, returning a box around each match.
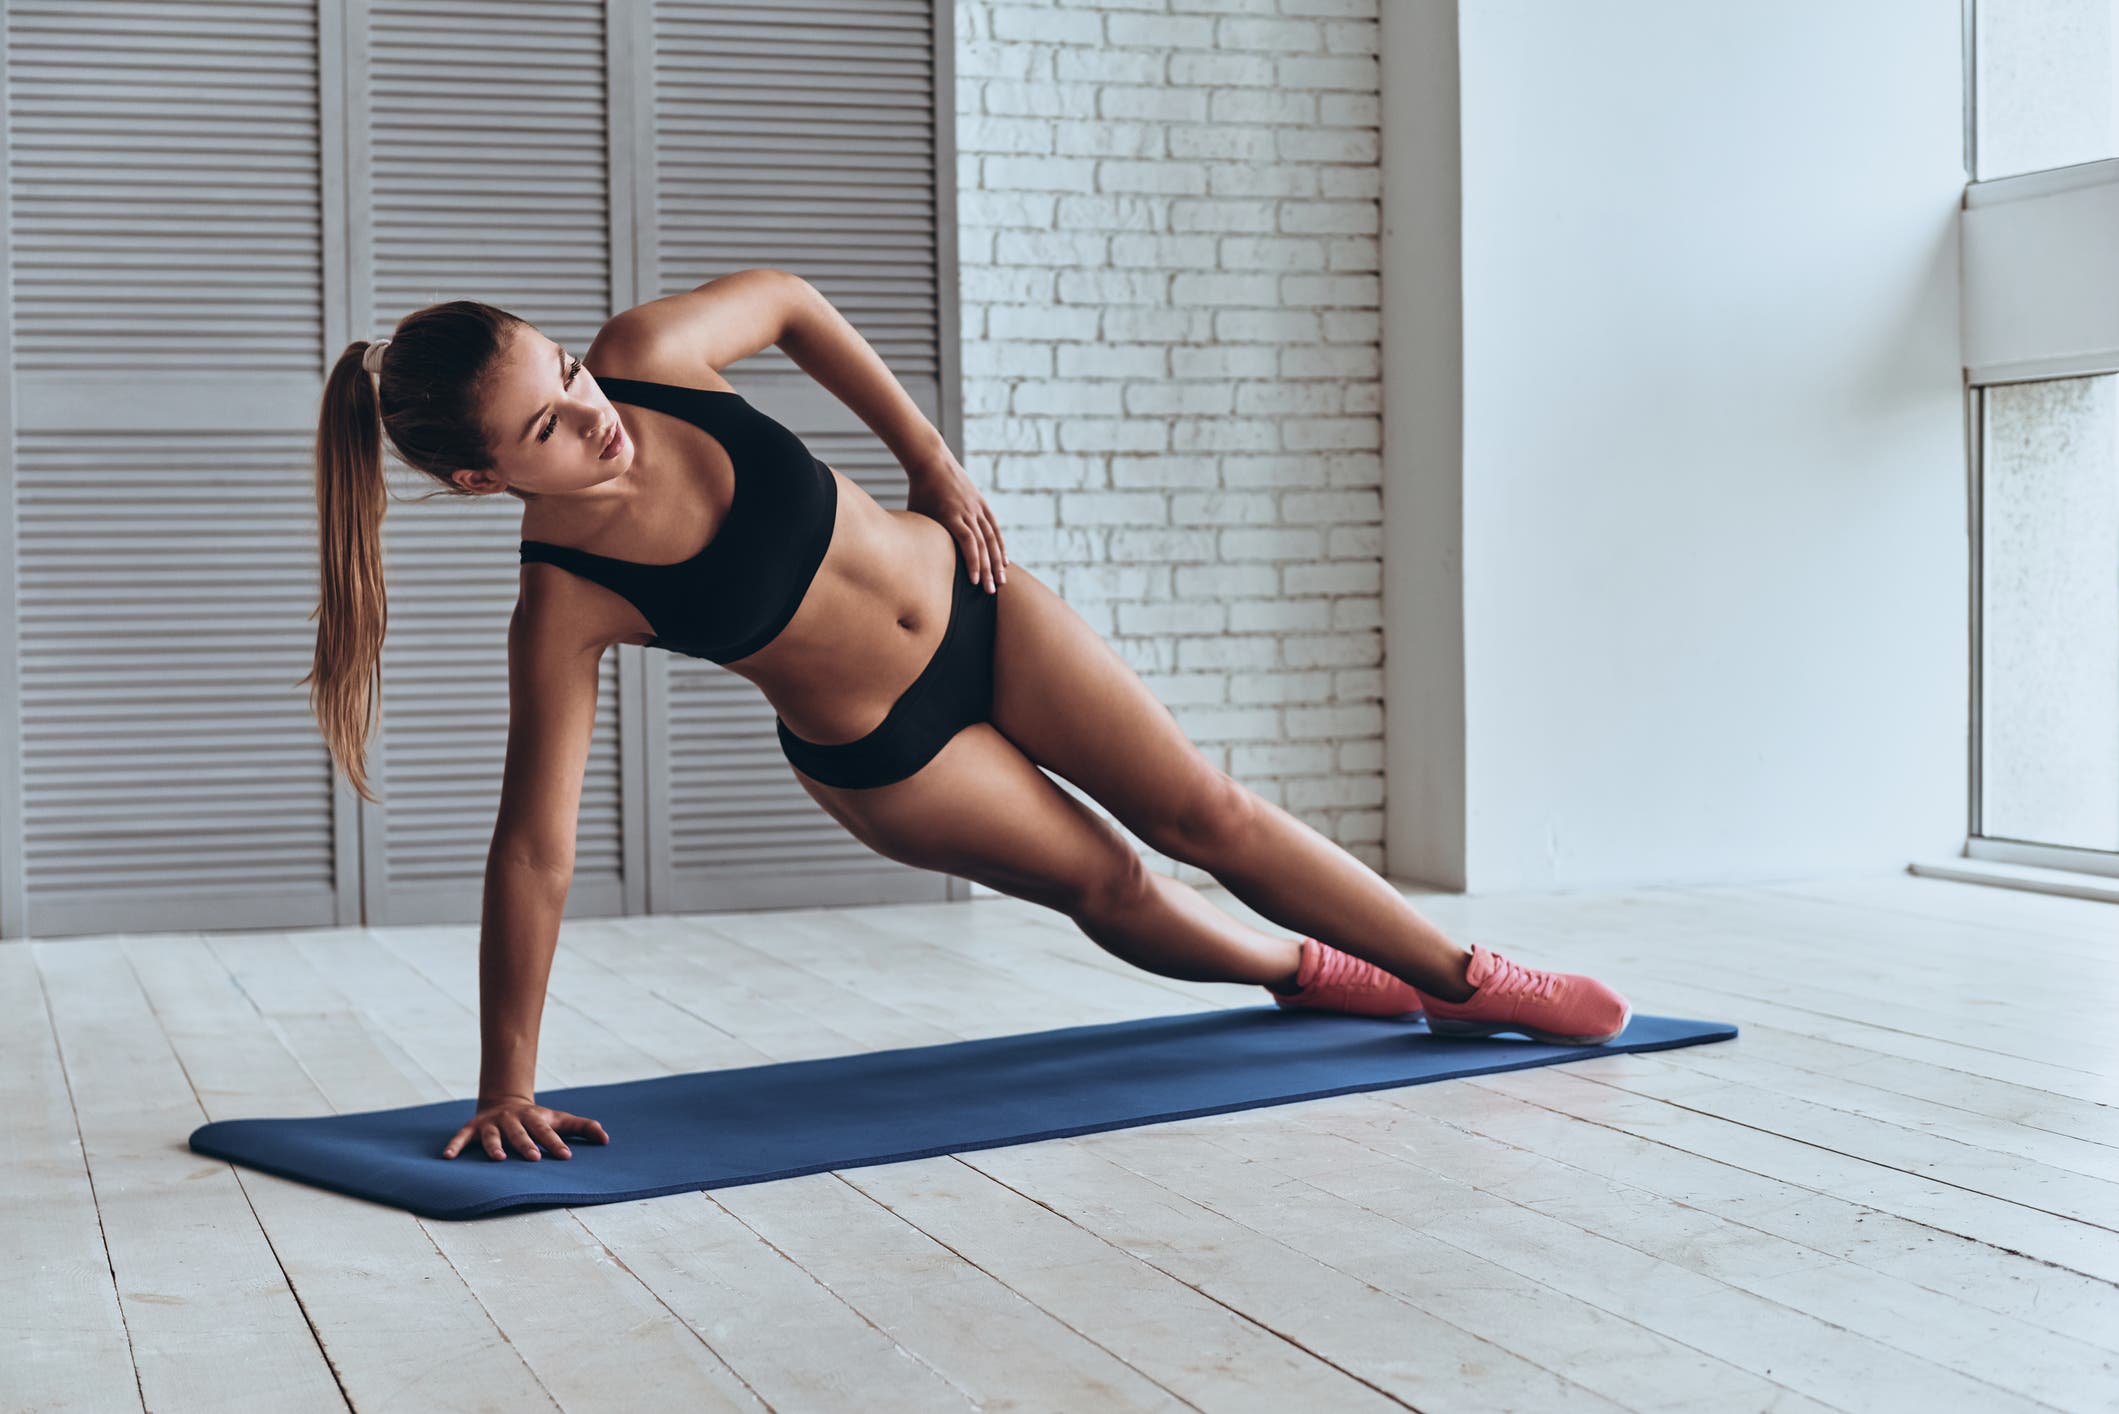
[775,551,998,790]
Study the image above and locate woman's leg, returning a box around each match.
[792,721,1311,986]
[983,566,1479,1003]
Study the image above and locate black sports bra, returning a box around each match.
[518,376,838,664]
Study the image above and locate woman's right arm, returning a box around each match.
[446,597,610,1159]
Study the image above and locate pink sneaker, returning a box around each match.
[1416,943,1630,1045]
[1267,937,1424,1019]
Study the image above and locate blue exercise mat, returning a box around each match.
[189,1007,1736,1221]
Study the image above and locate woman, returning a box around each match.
[304,268,1629,1165]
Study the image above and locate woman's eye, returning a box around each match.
[539,358,584,442]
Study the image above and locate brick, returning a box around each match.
[1324,19,1382,55]
[1207,89,1316,125]
[1057,120,1168,160]
[1056,192,1170,232]
[1331,597,1382,630]
[1218,235,1328,272]
[1284,488,1380,524]
[1218,526,1323,561]
[982,155,1100,192]
[1339,810,1384,843]
[1173,563,1279,598]
[961,114,1060,156]
[1235,381,1342,416]
[1228,597,1332,632]
[1276,54,1378,91]
[1062,562,1169,600]
[1171,490,1278,525]
[1217,17,1324,52]
[1337,738,1385,772]
[1014,379,1125,416]
[1107,232,1220,268]
[1099,85,1210,124]
[994,454,1104,491]
[1278,127,1378,164]
[1208,165,1319,199]
[995,230,1111,266]
[1168,125,1279,163]
[1286,703,1383,739]
[1059,417,1169,454]
[1060,490,1170,525]
[1118,600,1227,636]
[1126,382,1234,417]
[1054,47,1165,85]
[982,79,1098,120]
[990,8,1105,45]
[1279,200,1379,235]
[1319,92,1379,126]
[1173,417,1281,454]
[1284,773,1383,808]
[1110,454,1221,490]
[1333,668,1384,702]
[1282,561,1379,595]
[1171,344,1280,380]
[1138,671,1228,705]
[1179,635,1281,671]
[1282,416,1381,452]
[1109,527,1219,562]
[1057,341,1168,378]
[1168,50,1276,86]
[1282,630,1381,668]
[1106,13,1218,48]
[1282,272,1380,306]
[1232,742,1336,776]
[990,304,1100,340]
[1170,705,1283,741]
[1170,198,1280,234]
[1228,669,1333,704]
[1058,268,1174,303]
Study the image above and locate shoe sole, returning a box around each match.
[1427,1004,1632,1047]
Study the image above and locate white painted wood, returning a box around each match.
[125,935,557,1412]
[30,938,345,1410]
[0,946,141,1413]
[18,873,2119,1413]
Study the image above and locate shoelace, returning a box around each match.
[1311,942,1388,992]
[1476,950,1560,1002]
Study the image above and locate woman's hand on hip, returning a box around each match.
[906,450,1007,593]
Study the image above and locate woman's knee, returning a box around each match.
[1137,769,1260,870]
[1067,845,1156,926]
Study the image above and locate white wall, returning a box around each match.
[956,0,1389,879]
[1382,0,1971,892]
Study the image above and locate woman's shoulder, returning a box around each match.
[581,313,737,396]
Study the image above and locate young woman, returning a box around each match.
[305,268,1629,1165]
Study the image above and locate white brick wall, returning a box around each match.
[957,0,1386,880]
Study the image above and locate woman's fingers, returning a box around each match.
[502,1114,541,1160]
[982,514,1007,585]
[528,1118,572,1159]
[483,1124,506,1161]
[558,1113,612,1144]
[958,517,986,589]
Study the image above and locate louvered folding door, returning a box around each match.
[1,0,355,937]
[627,0,959,910]
[0,0,958,937]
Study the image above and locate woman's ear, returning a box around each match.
[450,468,509,496]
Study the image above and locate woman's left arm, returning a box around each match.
[775,273,1007,592]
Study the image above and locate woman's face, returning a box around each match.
[456,329,634,496]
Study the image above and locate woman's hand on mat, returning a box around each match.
[905,449,1007,593]
[441,1096,610,1162]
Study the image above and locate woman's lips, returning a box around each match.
[599,420,624,459]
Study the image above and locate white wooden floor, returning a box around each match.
[9,871,2118,1413]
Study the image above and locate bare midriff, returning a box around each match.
[725,471,960,746]
[525,464,961,749]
